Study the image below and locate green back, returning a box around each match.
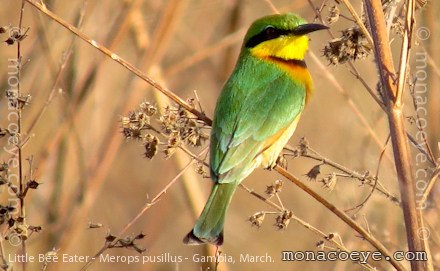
[210,50,306,183]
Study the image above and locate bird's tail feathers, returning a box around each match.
[183,181,238,246]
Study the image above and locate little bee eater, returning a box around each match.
[184,13,328,245]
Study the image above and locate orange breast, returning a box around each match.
[265,57,314,104]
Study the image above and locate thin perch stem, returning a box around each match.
[275,166,405,271]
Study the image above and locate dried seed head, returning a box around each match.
[160,104,208,148]
[27,180,40,189]
[0,205,12,225]
[0,26,8,34]
[123,99,208,160]
[391,17,404,36]
[276,155,288,169]
[4,27,28,45]
[168,132,180,147]
[321,173,337,191]
[195,163,207,177]
[17,95,31,109]
[5,38,15,45]
[0,128,8,138]
[326,233,335,240]
[275,210,293,230]
[140,101,157,117]
[13,223,28,240]
[159,105,178,133]
[120,101,157,141]
[186,98,196,107]
[0,162,8,172]
[105,234,117,243]
[305,165,321,181]
[28,225,42,233]
[164,147,177,158]
[122,127,142,140]
[135,233,146,239]
[164,133,180,158]
[316,240,325,249]
[323,27,372,65]
[120,116,130,127]
[144,134,159,159]
[265,180,284,196]
[298,137,309,155]
[249,212,265,228]
[327,5,340,25]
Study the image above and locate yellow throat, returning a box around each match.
[250,35,309,61]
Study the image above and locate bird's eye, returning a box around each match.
[264,26,276,36]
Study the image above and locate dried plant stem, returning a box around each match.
[264,0,279,13]
[346,135,390,213]
[15,1,27,271]
[22,2,419,270]
[23,1,88,145]
[409,80,437,166]
[239,184,282,210]
[142,1,223,267]
[395,0,415,107]
[275,165,405,271]
[28,3,141,234]
[308,2,432,173]
[260,208,377,270]
[364,1,431,270]
[419,165,440,208]
[340,0,374,46]
[80,158,197,271]
[0,237,8,270]
[53,79,148,257]
[38,2,195,264]
[287,144,399,203]
[425,4,440,157]
[290,216,377,271]
[164,29,245,77]
[24,0,212,126]
[306,2,385,110]
[142,0,190,66]
[309,52,395,166]
[306,0,326,22]
[243,184,378,270]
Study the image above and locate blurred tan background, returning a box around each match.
[0,0,439,270]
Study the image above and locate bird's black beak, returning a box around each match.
[292,23,329,36]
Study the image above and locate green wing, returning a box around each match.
[210,53,306,183]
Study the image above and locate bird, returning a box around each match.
[183,13,328,246]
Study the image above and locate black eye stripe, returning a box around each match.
[245,26,291,48]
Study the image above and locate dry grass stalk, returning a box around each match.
[364,0,432,270]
